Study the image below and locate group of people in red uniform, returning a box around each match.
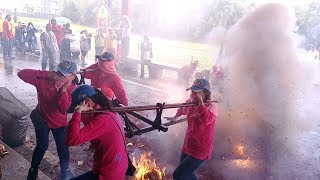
[18,50,217,180]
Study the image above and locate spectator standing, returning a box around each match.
[26,22,36,53]
[0,13,3,46]
[12,16,18,38]
[40,24,60,71]
[139,35,153,78]
[94,27,105,56]
[63,23,72,35]
[80,30,92,65]
[2,14,14,60]
[105,28,117,57]
[15,22,27,55]
[51,19,63,49]
[61,23,72,60]
[119,15,132,59]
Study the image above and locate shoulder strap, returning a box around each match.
[107,114,127,151]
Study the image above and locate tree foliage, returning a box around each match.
[59,0,320,46]
[295,1,320,48]
[61,1,80,23]
[61,0,121,28]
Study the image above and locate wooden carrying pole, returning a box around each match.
[82,100,218,114]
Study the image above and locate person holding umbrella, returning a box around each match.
[51,18,63,49]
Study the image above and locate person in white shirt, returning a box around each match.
[40,24,60,71]
[119,15,132,59]
[139,35,153,78]
[80,30,92,65]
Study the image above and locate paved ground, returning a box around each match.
[0,140,50,180]
[1,53,320,180]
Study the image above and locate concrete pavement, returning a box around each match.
[0,140,50,180]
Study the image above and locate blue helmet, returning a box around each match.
[57,61,77,76]
[186,78,210,92]
[67,85,97,113]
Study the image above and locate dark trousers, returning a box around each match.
[16,39,25,54]
[2,38,12,57]
[30,121,70,176]
[61,39,71,61]
[173,152,205,180]
[140,59,150,77]
[27,39,35,52]
[41,51,56,71]
[95,46,104,56]
[71,171,99,180]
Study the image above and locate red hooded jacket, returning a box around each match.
[66,112,128,180]
[176,101,218,160]
[84,62,128,106]
[18,69,75,129]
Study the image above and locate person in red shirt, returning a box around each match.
[18,61,78,180]
[84,52,129,106]
[166,79,218,180]
[2,14,14,60]
[50,18,63,48]
[66,85,128,180]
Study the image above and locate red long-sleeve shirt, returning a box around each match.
[18,69,75,129]
[84,63,129,106]
[176,101,218,160]
[66,112,128,180]
[2,20,13,39]
[52,25,63,46]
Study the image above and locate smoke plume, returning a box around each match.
[213,3,320,179]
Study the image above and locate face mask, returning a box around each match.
[98,61,117,75]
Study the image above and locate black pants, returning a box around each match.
[61,39,71,60]
[27,39,35,52]
[16,39,25,54]
[41,51,56,71]
[2,38,12,58]
[30,110,70,176]
[71,171,99,180]
[140,59,150,77]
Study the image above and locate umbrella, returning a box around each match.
[54,17,72,25]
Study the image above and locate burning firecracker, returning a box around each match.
[133,152,166,180]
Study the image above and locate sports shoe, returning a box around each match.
[27,167,38,180]
[60,169,75,180]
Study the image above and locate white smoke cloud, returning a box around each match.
[213,3,320,179]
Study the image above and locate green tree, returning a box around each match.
[61,0,80,23]
[191,0,249,40]
[295,1,320,48]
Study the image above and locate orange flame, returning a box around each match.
[133,152,166,180]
